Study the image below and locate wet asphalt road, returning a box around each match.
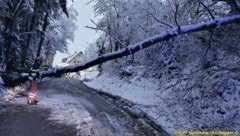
[0,105,77,136]
[0,78,169,136]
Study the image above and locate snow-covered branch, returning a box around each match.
[235,0,240,10]
[198,0,215,20]
[151,14,174,28]
[85,25,125,47]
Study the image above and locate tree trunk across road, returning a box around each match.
[2,14,240,87]
[0,78,169,136]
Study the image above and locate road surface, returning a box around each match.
[0,78,169,136]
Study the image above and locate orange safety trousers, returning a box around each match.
[28,80,38,103]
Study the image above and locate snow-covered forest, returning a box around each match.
[86,0,240,75]
[0,0,240,135]
[0,0,77,73]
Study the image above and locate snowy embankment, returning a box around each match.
[82,64,240,135]
[82,69,178,135]
[85,74,159,106]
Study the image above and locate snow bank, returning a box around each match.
[0,84,27,103]
[84,71,178,134]
[84,63,240,135]
[63,66,99,82]
[85,73,160,106]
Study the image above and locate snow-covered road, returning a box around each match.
[0,78,168,136]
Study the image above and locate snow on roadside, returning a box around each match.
[0,84,27,103]
[83,71,177,135]
[85,73,160,106]
[83,63,240,136]
[38,92,100,135]
[80,66,99,81]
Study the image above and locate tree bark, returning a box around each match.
[37,0,50,56]
[37,8,49,57]
[2,14,240,86]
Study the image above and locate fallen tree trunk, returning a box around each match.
[1,73,29,87]
[2,14,240,86]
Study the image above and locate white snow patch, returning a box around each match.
[2,84,27,102]
[37,89,113,136]
[0,76,4,84]
[39,93,91,125]
[83,72,179,134]
[63,66,99,81]
[80,67,99,81]
[85,73,160,106]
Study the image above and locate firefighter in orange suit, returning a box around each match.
[28,56,42,105]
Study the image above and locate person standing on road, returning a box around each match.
[28,56,42,105]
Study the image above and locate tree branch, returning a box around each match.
[198,0,215,20]
[174,4,181,32]
[202,29,214,68]
[235,0,240,10]
[85,25,125,47]
[151,14,174,28]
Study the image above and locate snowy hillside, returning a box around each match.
[83,55,240,135]
[81,1,240,135]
